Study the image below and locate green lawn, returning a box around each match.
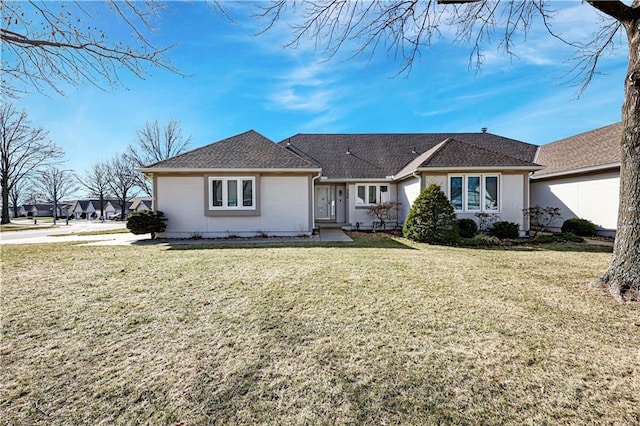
[1,234,638,424]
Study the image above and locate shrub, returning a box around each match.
[561,218,597,236]
[475,212,500,233]
[489,221,520,239]
[403,183,460,245]
[461,234,501,247]
[126,210,167,239]
[523,205,562,236]
[457,218,478,238]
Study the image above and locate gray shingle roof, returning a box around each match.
[423,138,539,168]
[282,132,539,179]
[534,122,621,177]
[147,130,318,170]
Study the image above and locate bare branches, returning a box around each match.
[105,153,139,218]
[0,102,63,223]
[1,1,179,97]
[126,119,192,196]
[32,166,79,223]
[255,0,624,91]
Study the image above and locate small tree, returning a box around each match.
[126,210,167,240]
[367,201,401,231]
[475,212,500,234]
[523,205,562,237]
[403,183,459,245]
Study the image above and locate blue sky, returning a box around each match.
[10,1,628,177]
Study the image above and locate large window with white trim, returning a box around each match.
[209,177,255,210]
[449,174,500,212]
[356,184,390,206]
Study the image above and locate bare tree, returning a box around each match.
[78,162,112,222]
[0,102,63,224]
[8,177,29,219]
[127,119,192,196]
[106,153,139,219]
[1,1,178,97]
[256,0,639,302]
[33,166,78,225]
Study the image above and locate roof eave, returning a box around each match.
[414,165,545,173]
[530,162,620,180]
[138,167,323,175]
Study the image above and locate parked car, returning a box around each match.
[108,212,124,220]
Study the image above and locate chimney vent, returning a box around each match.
[481,127,488,133]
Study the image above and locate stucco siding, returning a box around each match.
[397,177,421,221]
[156,174,312,237]
[530,170,619,232]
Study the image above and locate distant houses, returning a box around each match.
[9,197,152,220]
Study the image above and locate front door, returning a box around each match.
[315,185,335,221]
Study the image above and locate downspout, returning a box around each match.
[412,170,423,189]
[311,171,322,232]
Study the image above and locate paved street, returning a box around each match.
[0,220,141,245]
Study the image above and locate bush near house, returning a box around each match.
[489,221,520,239]
[403,183,459,245]
[126,210,167,239]
[561,218,597,236]
[523,205,562,237]
[457,218,478,238]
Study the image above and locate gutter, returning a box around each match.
[138,167,323,175]
[530,163,620,180]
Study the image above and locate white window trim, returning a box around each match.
[355,184,390,206]
[448,174,501,213]
[208,176,256,210]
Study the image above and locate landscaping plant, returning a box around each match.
[561,218,597,236]
[489,221,520,239]
[126,210,167,239]
[457,218,478,238]
[403,183,459,245]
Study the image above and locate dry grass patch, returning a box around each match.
[1,235,638,424]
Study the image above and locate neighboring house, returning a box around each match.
[530,123,621,236]
[68,199,131,220]
[18,204,61,218]
[129,197,153,212]
[140,129,543,238]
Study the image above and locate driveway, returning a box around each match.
[0,220,149,245]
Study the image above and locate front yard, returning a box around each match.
[1,235,638,424]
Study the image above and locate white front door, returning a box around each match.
[315,186,335,221]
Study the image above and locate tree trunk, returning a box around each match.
[1,180,10,224]
[591,17,640,302]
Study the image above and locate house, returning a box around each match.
[140,129,543,238]
[530,123,621,236]
[18,204,62,218]
[68,199,132,220]
[129,197,153,212]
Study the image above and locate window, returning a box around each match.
[356,184,390,206]
[448,175,500,212]
[209,177,255,210]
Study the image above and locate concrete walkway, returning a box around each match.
[319,228,353,242]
